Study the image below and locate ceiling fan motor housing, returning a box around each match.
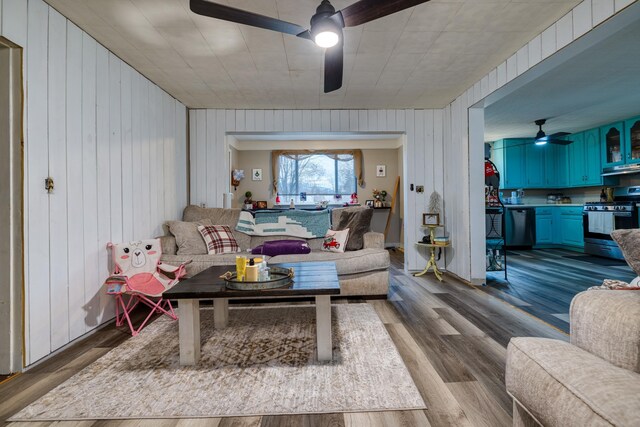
[310,0,343,43]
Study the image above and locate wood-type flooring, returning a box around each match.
[485,248,636,332]
[1,250,567,427]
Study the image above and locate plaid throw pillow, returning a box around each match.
[197,225,241,255]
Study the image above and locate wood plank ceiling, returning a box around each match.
[44,0,580,109]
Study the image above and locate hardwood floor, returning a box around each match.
[485,248,636,332]
[1,250,567,427]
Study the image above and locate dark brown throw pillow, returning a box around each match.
[336,208,373,251]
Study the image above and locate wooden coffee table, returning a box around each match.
[163,261,341,365]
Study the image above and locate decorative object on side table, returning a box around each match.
[423,213,440,226]
[365,199,374,207]
[244,191,253,210]
[255,200,268,209]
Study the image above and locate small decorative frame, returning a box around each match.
[423,213,440,226]
[376,164,386,177]
[255,200,268,209]
[365,199,374,207]
[252,168,263,181]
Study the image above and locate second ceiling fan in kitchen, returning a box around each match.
[534,119,573,145]
[190,0,431,93]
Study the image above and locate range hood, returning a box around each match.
[601,163,640,177]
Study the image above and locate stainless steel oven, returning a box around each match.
[583,187,640,259]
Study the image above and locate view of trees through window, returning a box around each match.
[278,154,356,199]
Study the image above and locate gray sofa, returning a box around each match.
[159,205,390,297]
[506,290,640,426]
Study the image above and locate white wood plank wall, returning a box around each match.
[188,109,447,275]
[0,0,188,365]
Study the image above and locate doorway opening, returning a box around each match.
[0,37,24,377]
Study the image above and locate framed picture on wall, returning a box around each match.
[252,168,263,181]
[376,164,386,177]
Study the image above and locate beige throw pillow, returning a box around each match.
[611,229,640,275]
[166,218,213,255]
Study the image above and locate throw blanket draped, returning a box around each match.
[236,210,331,238]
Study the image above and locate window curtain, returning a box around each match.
[271,149,364,194]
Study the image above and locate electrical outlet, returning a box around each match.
[416,185,424,193]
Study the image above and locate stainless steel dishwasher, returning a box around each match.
[505,207,536,247]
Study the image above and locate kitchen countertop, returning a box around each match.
[502,203,583,208]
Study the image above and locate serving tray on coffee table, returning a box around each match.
[221,266,294,290]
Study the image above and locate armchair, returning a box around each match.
[506,290,640,426]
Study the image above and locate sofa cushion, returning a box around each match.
[335,208,373,250]
[506,337,640,427]
[165,219,212,255]
[570,290,640,373]
[162,253,259,277]
[182,205,251,250]
[198,225,241,255]
[269,248,389,276]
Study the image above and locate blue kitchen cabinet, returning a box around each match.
[525,143,546,187]
[568,132,586,187]
[559,207,584,248]
[503,139,526,189]
[583,128,602,185]
[624,116,640,165]
[601,122,625,168]
[566,130,604,187]
[535,207,553,245]
[545,143,568,188]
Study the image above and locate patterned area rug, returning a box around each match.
[11,304,425,420]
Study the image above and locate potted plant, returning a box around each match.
[244,191,253,210]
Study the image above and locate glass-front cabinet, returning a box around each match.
[601,122,625,168]
[624,116,640,165]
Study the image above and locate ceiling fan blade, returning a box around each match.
[324,42,343,93]
[548,131,571,138]
[339,0,431,27]
[549,138,573,145]
[190,0,310,39]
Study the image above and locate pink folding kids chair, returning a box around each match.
[104,238,189,336]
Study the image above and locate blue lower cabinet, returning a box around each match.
[535,215,553,245]
[535,207,553,245]
[559,207,584,248]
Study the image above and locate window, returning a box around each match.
[277,153,356,201]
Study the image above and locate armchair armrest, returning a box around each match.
[570,290,640,372]
[158,235,177,255]
[363,231,385,249]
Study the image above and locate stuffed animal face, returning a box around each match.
[110,239,161,275]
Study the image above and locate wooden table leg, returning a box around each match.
[315,295,332,361]
[413,247,444,281]
[179,299,200,366]
[213,298,229,329]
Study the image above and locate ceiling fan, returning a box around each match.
[190,0,431,93]
[534,119,573,145]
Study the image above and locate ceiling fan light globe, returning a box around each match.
[535,139,548,146]
[315,30,339,48]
